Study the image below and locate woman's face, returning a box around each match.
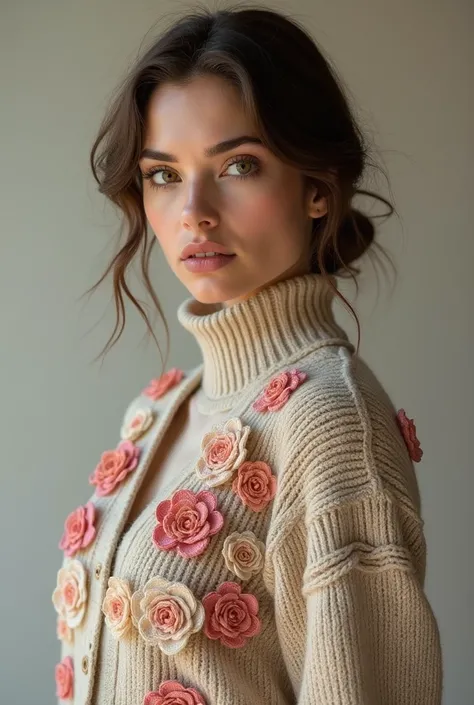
[140,74,327,307]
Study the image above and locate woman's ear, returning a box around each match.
[307,188,328,218]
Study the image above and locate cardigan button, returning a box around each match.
[82,655,89,674]
[95,563,102,580]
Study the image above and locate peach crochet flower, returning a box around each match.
[56,617,73,644]
[131,577,204,655]
[232,460,277,512]
[102,576,134,639]
[55,655,74,700]
[203,581,261,648]
[195,417,251,487]
[222,531,265,581]
[52,558,88,629]
[59,502,96,557]
[153,489,224,558]
[89,440,141,496]
[396,409,423,462]
[144,680,207,705]
[143,368,185,400]
[121,407,155,442]
[252,368,307,412]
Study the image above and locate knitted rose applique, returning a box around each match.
[143,367,185,400]
[232,460,277,512]
[89,440,141,496]
[56,617,73,644]
[153,489,224,558]
[131,577,205,655]
[55,655,74,700]
[144,681,207,705]
[102,576,134,640]
[396,409,423,462]
[52,559,88,629]
[253,368,307,412]
[222,531,265,581]
[121,407,155,442]
[203,581,261,648]
[59,501,96,557]
[196,417,251,487]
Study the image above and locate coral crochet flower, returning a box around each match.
[102,576,134,639]
[222,531,265,580]
[56,617,73,644]
[203,581,261,648]
[144,680,207,705]
[55,655,74,700]
[59,501,96,557]
[52,558,88,629]
[252,368,307,412]
[153,489,224,558]
[121,407,155,442]
[89,440,141,496]
[195,417,251,487]
[131,577,204,655]
[232,460,277,512]
[143,368,185,400]
[396,409,423,462]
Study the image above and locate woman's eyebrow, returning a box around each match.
[139,135,263,163]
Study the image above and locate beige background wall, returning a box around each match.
[1,1,472,702]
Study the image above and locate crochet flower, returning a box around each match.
[59,501,96,557]
[102,576,134,639]
[232,460,277,512]
[203,581,261,648]
[89,440,141,496]
[222,531,265,581]
[143,368,185,400]
[52,558,88,629]
[121,407,155,442]
[396,409,423,462]
[195,417,251,487]
[55,655,74,700]
[131,577,204,655]
[252,368,307,412]
[144,680,207,705]
[153,489,224,559]
[56,617,73,644]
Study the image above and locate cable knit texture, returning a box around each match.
[55,273,442,704]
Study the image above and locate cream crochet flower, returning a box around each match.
[52,559,88,629]
[102,577,134,639]
[120,407,155,442]
[222,531,265,580]
[195,417,251,487]
[131,577,204,655]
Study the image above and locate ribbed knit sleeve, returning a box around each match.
[263,348,443,704]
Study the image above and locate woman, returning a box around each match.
[52,6,442,704]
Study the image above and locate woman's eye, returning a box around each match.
[142,155,260,190]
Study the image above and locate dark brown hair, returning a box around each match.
[85,4,396,372]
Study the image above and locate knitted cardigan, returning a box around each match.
[53,272,442,705]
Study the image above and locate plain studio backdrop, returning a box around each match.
[0,1,472,703]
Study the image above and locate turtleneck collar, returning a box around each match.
[177,273,353,408]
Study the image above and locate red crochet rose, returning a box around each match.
[396,409,423,462]
[252,368,307,412]
[143,680,206,705]
[89,440,141,496]
[143,368,184,400]
[203,581,261,648]
[153,489,224,558]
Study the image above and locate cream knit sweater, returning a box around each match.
[53,273,442,705]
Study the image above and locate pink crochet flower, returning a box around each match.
[232,461,277,512]
[144,680,207,705]
[89,440,141,496]
[153,489,224,559]
[143,368,185,400]
[59,502,96,557]
[252,368,307,412]
[55,655,74,700]
[196,417,251,487]
[203,581,261,648]
[56,617,73,644]
[396,409,423,462]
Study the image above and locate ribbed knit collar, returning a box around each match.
[177,273,353,410]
